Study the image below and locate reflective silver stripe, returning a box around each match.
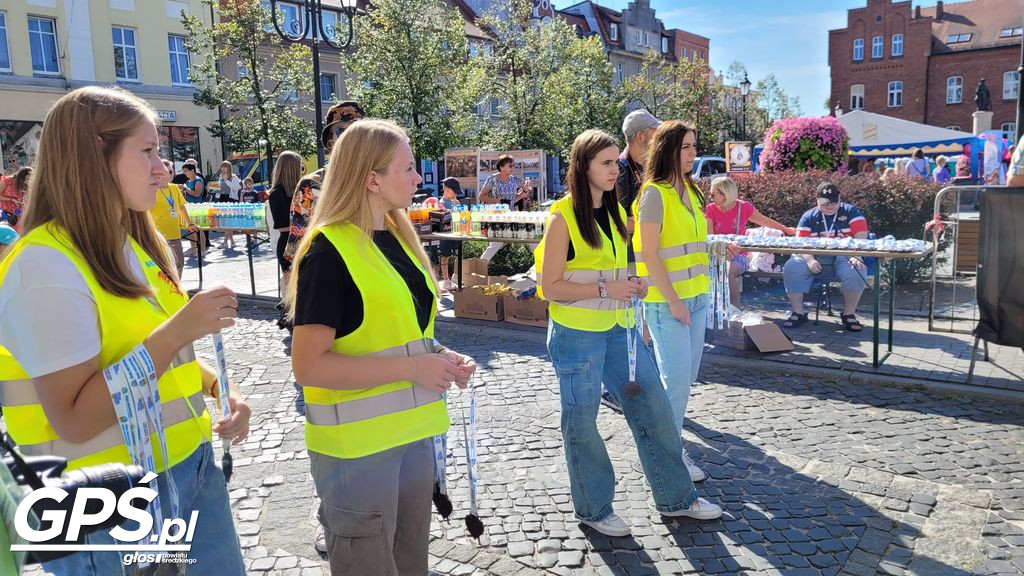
[537,267,627,286]
[0,379,35,407]
[666,264,710,283]
[306,386,443,426]
[17,391,207,459]
[365,338,434,358]
[171,345,197,368]
[634,241,707,263]
[555,297,622,311]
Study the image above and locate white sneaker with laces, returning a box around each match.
[661,497,723,520]
[580,513,631,537]
[314,525,327,553]
[683,450,706,482]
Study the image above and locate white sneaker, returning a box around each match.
[662,497,723,520]
[314,525,327,553]
[580,513,631,537]
[683,450,706,482]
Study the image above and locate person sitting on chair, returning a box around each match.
[781,182,869,331]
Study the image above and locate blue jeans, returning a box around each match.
[645,294,709,440]
[42,442,245,576]
[547,320,698,522]
[783,255,867,294]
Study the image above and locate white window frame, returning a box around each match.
[112,26,139,82]
[168,34,191,86]
[998,27,1022,38]
[1004,71,1019,100]
[946,33,971,44]
[616,62,623,84]
[0,11,10,72]
[28,15,60,75]
[609,23,618,41]
[853,38,864,61]
[319,73,337,103]
[850,84,864,110]
[642,31,648,47]
[891,33,903,57]
[634,29,640,46]
[888,80,903,107]
[237,61,248,78]
[871,36,883,58]
[661,36,668,53]
[1001,123,1016,140]
[946,76,963,104]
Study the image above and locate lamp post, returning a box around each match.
[740,72,751,141]
[269,0,359,169]
[1016,15,1023,143]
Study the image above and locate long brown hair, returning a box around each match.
[271,151,302,198]
[21,86,178,297]
[644,120,705,210]
[567,129,628,249]
[284,120,435,319]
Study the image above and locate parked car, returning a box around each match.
[692,156,727,179]
[206,150,318,198]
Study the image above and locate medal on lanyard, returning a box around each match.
[624,295,644,397]
[460,384,483,540]
[211,332,234,483]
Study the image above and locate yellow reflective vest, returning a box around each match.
[632,181,710,302]
[534,195,630,331]
[299,223,449,459]
[0,223,210,472]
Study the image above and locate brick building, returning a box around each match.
[828,0,1021,138]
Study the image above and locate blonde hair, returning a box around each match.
[710,176,738,204]
[22,86,178,297]
[284,120,435,319]
[271,151,303,198]
[243,177,254,186]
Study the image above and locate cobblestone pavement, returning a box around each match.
[27,303,1023,576]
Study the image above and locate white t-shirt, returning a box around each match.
[220,175,242,201]
[0,242,145,378]
[1009,135,1024,177]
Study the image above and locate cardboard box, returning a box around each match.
[503,296,549,327]
[461,258,489,287]
[413,221,433,235]
[429,210,452,232]
[453,288,504,321]
[707,319,793,353]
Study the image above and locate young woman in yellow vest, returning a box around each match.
[0,87,250,574]
[285,119,476,576]
[535,129,722,538]
[634,120,738,483]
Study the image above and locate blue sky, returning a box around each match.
[593,0,927,115]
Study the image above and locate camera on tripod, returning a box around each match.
[1,433,147,566]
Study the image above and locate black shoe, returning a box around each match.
[600,390,623,414]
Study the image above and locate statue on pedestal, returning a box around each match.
[975,79,992,112]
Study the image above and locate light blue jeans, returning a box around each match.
[645,294,709,440]
[547,320,698,522]
[42,442,245,576]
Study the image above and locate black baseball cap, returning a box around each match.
[816,182,840,204]
[441,177,463,196]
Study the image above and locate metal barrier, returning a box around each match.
[927,185,984,334]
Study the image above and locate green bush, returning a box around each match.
[463,241,536,277]
[697,170,947,281]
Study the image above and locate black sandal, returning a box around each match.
[782,312,809,329]
[841,314,863,332]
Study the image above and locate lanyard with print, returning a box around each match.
[624,295,644,397]
[211,333,235,482]
[164,190,177,218]
[820,211,839,238]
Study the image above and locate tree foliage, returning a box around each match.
[344,0,486,160]
[182,0,316,162]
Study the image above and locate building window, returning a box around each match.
[261,1,301,35]
[237,62,248,78]
[642,31,648,47]
[946,76,963,104]
[999,27,1023,38]
[697,50,703,61]
[634,29,640,46]
[892,33,903,56]
[112,26,139,81]
[850,84,864,110]
[661,37,668,53]
[168,34,191,86]
[1002,123,1017,140]
[616,62,624,83]
[0,12,9,72]
[871,36,883,58]
[490,98,505,117]
[946,33,972,44]
[1004,71,1020,100]
[888,80,903,107]
[28,16,60,74]
[853,38,864,61]
[319,73,337,103]
[609,23,618,41]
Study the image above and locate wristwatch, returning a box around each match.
[598,274,608,299]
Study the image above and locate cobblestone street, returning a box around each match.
[155,303,1024,576]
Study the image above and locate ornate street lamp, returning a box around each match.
[269,0,360,168]
[740,72,751,141]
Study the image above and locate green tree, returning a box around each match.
[755,73,801,123]
[344,0,486,161]
[477,0,622,155]
[182,0,316,169]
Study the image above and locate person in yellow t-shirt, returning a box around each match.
[153,159,197,276]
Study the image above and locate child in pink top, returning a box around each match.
[705,177,794,307]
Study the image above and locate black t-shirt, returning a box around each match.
[567,204,614,261]
[616,156,642,263]
[268,185,292,230]
[294,231,433,339]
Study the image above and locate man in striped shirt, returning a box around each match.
[782,182,870,332]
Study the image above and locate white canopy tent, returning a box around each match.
[837,109,976,158]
